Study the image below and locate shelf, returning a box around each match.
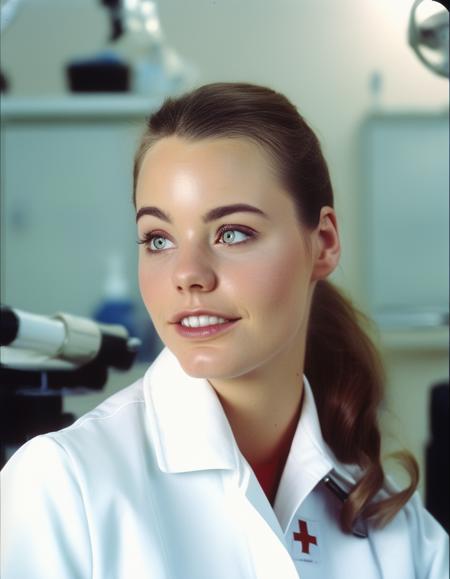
[379,326,449,352]
[0,94,163,120]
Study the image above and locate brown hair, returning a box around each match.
[132,82,419,532]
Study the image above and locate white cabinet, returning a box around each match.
[1,96,160,317]
[361,112,449,330]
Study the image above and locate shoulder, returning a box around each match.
[401,491,449,548]
[67,375,146,428]
[0,376,151,578]
[55,376,146,447]
[327,459,449,577]
[376,485,449,578]
[2,376,152,488]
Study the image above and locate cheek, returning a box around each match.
[138,258,148,299]
[138,258,163,315]
[233,244,310,313]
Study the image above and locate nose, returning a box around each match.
[172,247,218,293]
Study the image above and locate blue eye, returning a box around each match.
[137,233,175,252]
[218,226,254,246]
[150,236,174,251]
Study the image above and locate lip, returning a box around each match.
[174,319,240,340]
[170,310,241,324]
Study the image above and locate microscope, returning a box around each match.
[0,305,141,468]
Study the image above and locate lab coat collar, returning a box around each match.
[273,372,334,531]
[144,347,239,473]
[273,374,366,531]
[144,347,362,532]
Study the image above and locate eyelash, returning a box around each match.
[137,224,256,253]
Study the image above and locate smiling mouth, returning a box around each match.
[179,316,239,328]
[174,318,240,339]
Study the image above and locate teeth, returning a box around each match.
[180,315,229,327]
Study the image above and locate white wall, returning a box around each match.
[2,0,448,294]
[2,0,448,496]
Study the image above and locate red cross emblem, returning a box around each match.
[293,519,318,555]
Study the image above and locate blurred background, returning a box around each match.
[0,0,448,520]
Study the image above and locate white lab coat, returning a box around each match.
[1,346,448,579]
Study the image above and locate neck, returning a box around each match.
[208,342,305,466]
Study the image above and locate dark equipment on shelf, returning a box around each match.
[425,380,449,531]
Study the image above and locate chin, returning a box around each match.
[178,350,271,383]
[177,356,226,379]
[172,348,236,380]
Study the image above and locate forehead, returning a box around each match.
[135,136,282,206]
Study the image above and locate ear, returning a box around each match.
[310,206,341,282]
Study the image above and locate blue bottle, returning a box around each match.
[93,254,138,339]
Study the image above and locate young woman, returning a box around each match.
[2,83,448,578]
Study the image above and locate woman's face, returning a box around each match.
[136,136,321,380]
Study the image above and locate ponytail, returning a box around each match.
[305,280,419,532]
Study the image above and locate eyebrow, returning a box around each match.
[135,203,269,224]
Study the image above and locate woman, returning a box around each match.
[2,83,448,578]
